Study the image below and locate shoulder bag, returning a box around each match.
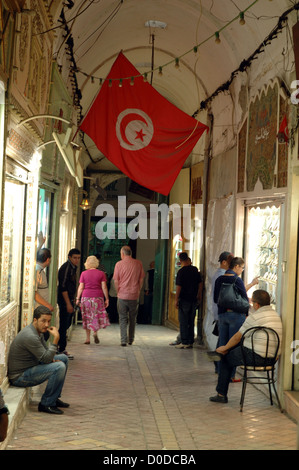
[217,277,249,313]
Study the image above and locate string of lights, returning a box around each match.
[72,0,260,86]
[60,1,299,127]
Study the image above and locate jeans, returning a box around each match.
[178,299,197,345]
[11,354,68,407]
[218,311,246,378]
[117,299,138,344]
[216,346,270,397]
[218,311,246,347]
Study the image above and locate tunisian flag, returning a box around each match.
[80,52,209,195]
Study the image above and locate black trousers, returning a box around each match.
[58,302,73,352]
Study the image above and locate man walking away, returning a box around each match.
[113,246,145,346]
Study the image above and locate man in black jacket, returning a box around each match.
[175,252,203,349]
[57,248,81,358]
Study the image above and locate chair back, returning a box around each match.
[240,326,280,369]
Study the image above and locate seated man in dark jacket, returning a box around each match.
[8,306,69,414]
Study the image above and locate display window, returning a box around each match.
[245,204,282,307]
[0,180,25,311]
[37,188,53,249]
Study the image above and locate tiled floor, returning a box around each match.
[5,323,298,451]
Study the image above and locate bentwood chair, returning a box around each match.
[239,326,282,413]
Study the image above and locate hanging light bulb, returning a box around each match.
[143,73,148,82]
[99,78,103,86]
[130,76,134,86]
[215,31,221,44]
[239,12,245,25]
[108,79,112,88]
[119,78,123,87]
[193,46,198,54]
[158,66,163,76]
[175,58,180,68]
[91,76,94,84]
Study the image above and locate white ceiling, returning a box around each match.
[51,0,297,173]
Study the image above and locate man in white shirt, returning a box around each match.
[209,289,282,403]
[35,248,54,312]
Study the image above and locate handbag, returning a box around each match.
[217,277,249,313]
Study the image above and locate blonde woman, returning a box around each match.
[76,256,110,344]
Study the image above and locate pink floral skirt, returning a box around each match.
[81,296,110,332]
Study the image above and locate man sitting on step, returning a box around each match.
[7,306,69,415]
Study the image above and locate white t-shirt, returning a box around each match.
[35,263,49,307]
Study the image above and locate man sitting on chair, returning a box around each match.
[209,290,282,404]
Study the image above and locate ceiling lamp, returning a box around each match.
[79,191,92,210]
[145,20,167,29]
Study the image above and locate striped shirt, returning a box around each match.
[239,305,282,357]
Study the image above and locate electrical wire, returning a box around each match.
[74,1,123,61]
[34,0,98,36]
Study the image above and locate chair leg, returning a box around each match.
[267,371,273,406]
[240,379,247,412]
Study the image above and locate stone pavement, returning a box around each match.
[4,323,298,451]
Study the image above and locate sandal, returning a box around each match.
[84,341,90,344]
[94,334,100,344]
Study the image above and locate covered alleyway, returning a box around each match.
[4,323,297,452]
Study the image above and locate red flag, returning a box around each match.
[80,52,208,195]
[277,115,289,144]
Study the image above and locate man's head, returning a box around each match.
[33,306,52,335]
[120,246,132,259]
[37,248,51,267]
[251,290,271,310]
[179,252,191,266]
[68,248,81,266]
[218,251,233,269]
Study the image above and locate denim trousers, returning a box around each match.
[117,299,138,344]
[216,346,269,397]
[178,299,197,345]
[218,311,246,347]
[11,354,68,407]
[218,311,246,378]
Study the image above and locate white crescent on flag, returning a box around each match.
[116,108,154,151]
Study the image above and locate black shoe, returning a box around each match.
[38,403,64,414]
[121,343,127,347]
[209,394,228,404]
[56,398,70,408]
[128,341,133,345]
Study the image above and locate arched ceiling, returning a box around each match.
[50,0,297,174]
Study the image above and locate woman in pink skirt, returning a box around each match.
[76,255,110,344]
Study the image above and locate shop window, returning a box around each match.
[0,180,25,310]
[37,188,53,249]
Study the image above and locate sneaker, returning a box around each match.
[209,394,228,403]
[206,351,222,361]
[175,344,192,349]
